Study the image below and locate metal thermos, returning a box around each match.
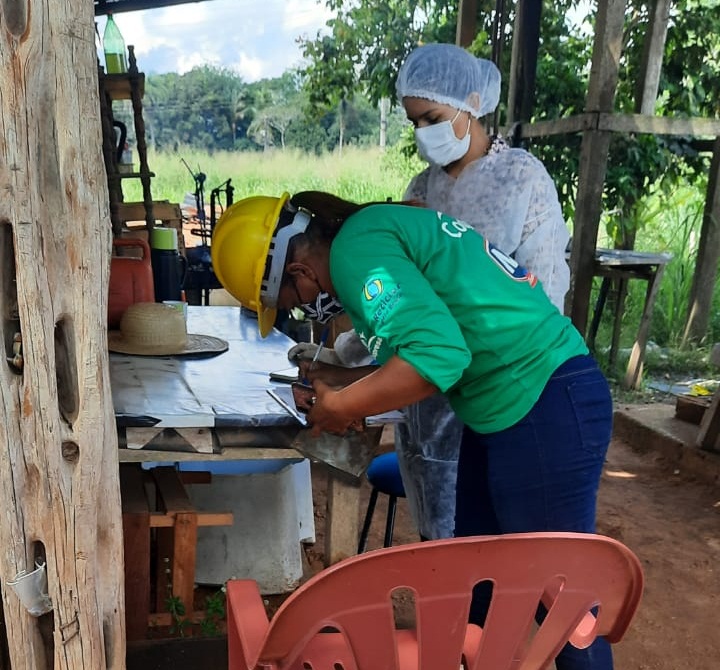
[150,228,185,302]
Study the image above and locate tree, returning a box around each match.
[298,0,458,151]
[144,66,247,151]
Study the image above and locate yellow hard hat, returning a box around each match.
[211,192,311,337]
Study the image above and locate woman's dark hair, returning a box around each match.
[287,191,418,259]
[290,191,366,243]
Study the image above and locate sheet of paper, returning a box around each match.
[267,387,307,426]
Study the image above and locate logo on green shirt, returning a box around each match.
[363,278,383,301]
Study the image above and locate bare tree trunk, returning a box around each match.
[379,97,388,149]
[0,2,125,668]
[338,99,345,157]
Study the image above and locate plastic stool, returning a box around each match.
[358,452,406,553]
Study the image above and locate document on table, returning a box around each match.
[267,385,403,427]
[267,387,307,426]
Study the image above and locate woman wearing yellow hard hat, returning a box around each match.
[212,189,613,669]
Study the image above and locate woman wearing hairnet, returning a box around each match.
[393,43,571,541]
[291,43,571,543]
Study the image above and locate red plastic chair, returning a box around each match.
[226,532,643,670]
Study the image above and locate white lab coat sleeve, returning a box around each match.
[511,167,570,312]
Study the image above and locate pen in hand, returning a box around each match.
[302,329,329,385]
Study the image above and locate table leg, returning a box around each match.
[697,390,720,453]
[324,473,362,566]
[587,277,610,351]
[624,264,666,389]
[610,277,628,368]
[120,464,151,641]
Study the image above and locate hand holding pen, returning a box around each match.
[302,328,329,385]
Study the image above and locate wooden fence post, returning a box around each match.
[0,2,125,668]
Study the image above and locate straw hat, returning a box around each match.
[108,302,228,356]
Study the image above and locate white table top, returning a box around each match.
[110,305,301,430]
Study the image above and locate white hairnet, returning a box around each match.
[396,43,501,118]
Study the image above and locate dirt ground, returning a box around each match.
[302,433,720,669]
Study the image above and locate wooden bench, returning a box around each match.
[118,200,186,255]
[120,464,233,640]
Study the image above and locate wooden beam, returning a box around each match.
[456,0,478,47]
[325,474,362,566]
[569,0,627,334]
[507,0,542,126]
[598,113,720,136]
[683,136,720,342]
[149,512,233,528]
[507,113,720,141]
[635,0,671,115]
[0,2,125,667]
[120,465,151,641]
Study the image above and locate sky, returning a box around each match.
[102,0,334,82]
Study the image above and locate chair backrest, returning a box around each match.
[255,533,643,670]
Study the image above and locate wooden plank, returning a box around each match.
[507,0,542,126]
[102,73,145,100]
[697,391,720,453]
[635,0,671,115]
[118,201,182,223]
[120,465,151,641]
[152,467,195,513]
[155,526,175,612]
[624,263,667,389]
[675,395,711,425]
[171,513,199,616]
[569,129,614,333]
[324,474,362,566]
[505,114,596,139]
[599,113,720,136]
[117,447,302,463]
[509,113,720,141]
[149,512,233,528]
[124,427,215,454]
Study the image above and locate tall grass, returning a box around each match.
[123,145,421,206]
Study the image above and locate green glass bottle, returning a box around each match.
[103,14,127,74]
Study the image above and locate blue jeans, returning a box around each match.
[454,355,613,670]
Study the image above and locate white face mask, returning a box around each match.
[414,109,471,167]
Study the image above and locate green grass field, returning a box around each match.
[124,146,422,205]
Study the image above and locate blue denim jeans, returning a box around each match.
[454,354,614,670]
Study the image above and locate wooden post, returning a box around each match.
[634,0,671,115]
[455,0,477,47]
[683,136,720,343]
[0,2,125,668]
[568,0,627,334]
[507,0,542,127]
